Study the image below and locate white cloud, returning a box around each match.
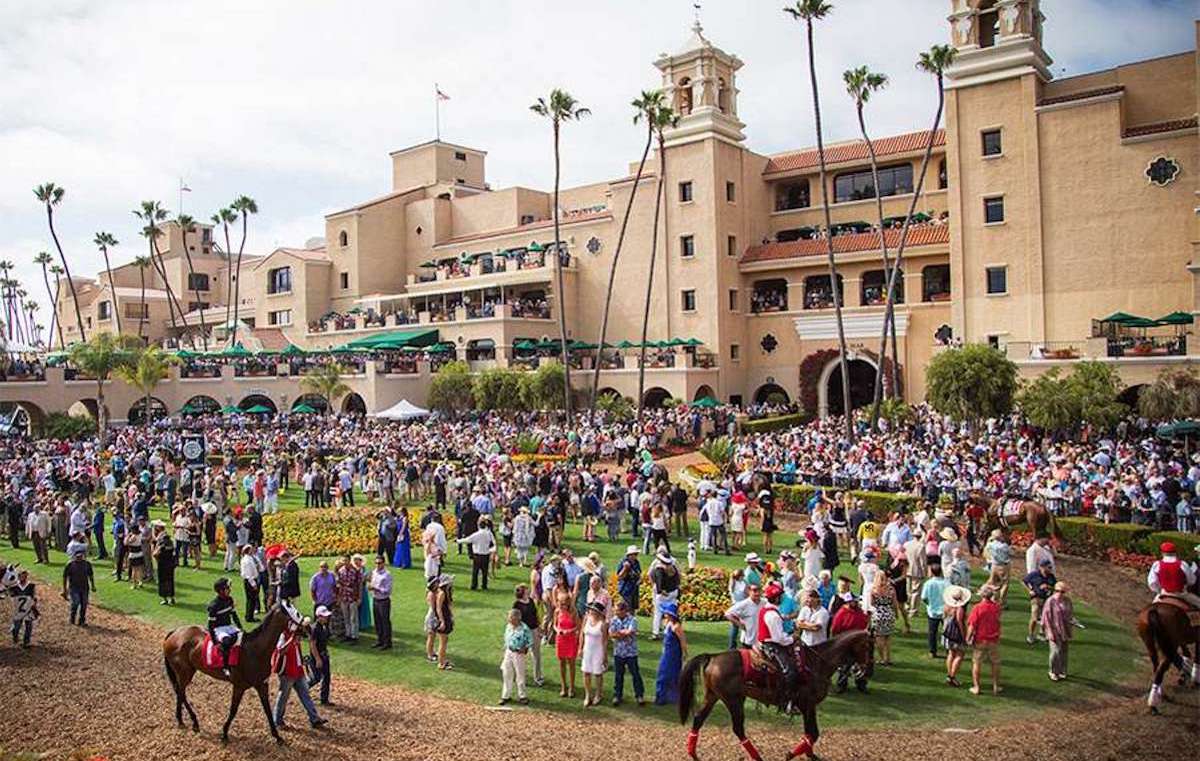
[2,0,1192,338]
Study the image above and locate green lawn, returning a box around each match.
[1,484,1141,729]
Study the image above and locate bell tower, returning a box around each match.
[653,20,746,147]
[945,0,1052,88]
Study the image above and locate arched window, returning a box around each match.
[338,230,348,247]
[717,78,729,113]
[978,0,1000,48]
[678,78,693,116]
[862,269,903,306]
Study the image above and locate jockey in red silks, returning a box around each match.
[756,582,800,714]
[1147,542,1200,609]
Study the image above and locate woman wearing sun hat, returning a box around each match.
[941,584,971,687]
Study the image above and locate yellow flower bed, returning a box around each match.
[262,507,457,557]
[510,453,568,463]
[607,565,730,622]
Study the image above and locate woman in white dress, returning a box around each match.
[729,493,747,549]
[579,602,609,707]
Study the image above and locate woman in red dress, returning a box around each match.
[554,603,579,698]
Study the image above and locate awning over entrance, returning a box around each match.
[338,328,439,352]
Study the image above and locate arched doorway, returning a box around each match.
[0,401,45,436]
[819,356,878,418]
[238,394,277,415]
[182,395,221,416]
[292,393,329,414]
[342,392,367,416]
[643,387,671,410]
[128,397,168,425]
[597,387,621,401]
[68,399,104,421]
[1117,384,1145,410]
[754,383,790,406]
[693,385,716,402]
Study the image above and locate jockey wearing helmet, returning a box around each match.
[1147,542,1200,610]
[756,581,800,714]
[207,577,243,675]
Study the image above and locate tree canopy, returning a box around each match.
[925,343,1017,426]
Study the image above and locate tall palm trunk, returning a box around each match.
[50,273,64,348]
[591,126,653,419]
[549,121,573,424]
[231,223,247,347]
[636,134,667,423]
[221,224,234,343]
[45,205,86,342]
[38,262,63,348]
[804,18,853,438]
[150,235,188,336]
[138,265,148,342]
[180,247,209,349]
[857,104,897,432]
[99,244,122,334]
[874,90,946,418]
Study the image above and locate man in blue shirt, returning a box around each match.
[920,566,948,658]
[111,512,127,580]
[91,504,107,560]
[609,599,644,705]
[615,546,642,613]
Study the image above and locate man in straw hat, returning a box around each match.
[1040,581,1075,681]
[649,548,680,640]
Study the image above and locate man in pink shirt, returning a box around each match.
[1040,581,1074,681]
[966,585,1002,695]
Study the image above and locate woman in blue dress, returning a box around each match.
[654,601,688,705]
[392,509,412,569]
[353,553,372,631]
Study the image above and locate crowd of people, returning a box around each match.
[2,400,1198,729]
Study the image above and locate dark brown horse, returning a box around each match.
[968,492,1063,540]
[163,600,304,743]
[679,631,874,761]
[1136,599,1199,713]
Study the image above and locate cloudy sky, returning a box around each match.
[0,0,1191,333]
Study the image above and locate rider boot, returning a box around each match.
[219,638,233,676]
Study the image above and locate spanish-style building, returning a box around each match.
[22,0,1199,425]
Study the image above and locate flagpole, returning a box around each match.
[435,83,441,141]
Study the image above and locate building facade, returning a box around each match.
[24,1,1199,424]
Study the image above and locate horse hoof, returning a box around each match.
[1149,707,1160,716]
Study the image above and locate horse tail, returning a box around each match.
[678,653,711,725]
[164,650,182,694]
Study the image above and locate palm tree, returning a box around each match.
[785,0,853,438]
[132,256,152,342]
[66,332,140,443]
[133,201,188,336]
[115,345,178,426]
[873,43,957,414]
[48,264,65,347]
[0,261,13,339]
[24,301,40,347]
[176,214,210,349]
[635,100,679,423]
[844,65,898,430]
[34,182,87,342]
[228,196,258,347]
[93,231,122,334]
[211,207,238,343]
[33,252,63,348]
[299,362,351,415]
[530,90,590,424]
[590,89,663,419]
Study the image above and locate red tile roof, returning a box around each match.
[252,328,291,352]
[741,224,950,265]
[763,130,945,175]
[1122,116,1198,139]
[1037,84,1124,107]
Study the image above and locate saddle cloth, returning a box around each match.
[201,631,243,670]
[1001,499,1024,520]
[739,647,778,690]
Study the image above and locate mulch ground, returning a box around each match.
[0,553,1195,761]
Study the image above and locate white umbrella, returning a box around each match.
[371,399,430,421]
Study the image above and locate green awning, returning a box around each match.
[281,344,306,356]
[664,338,687,347]
[1157,311,1194,326]
[1157,421,1200,439]
[244,404,273,414]
[426,343,454,354]
[615,340,639,349]
[682,338,703,346]
[340,328,438,351]
[1099,311,1142,324]
[911,212,932,223]
[292,403,319,414]
[569,340,596,351]
[1125,317,1158,328]
[527,242,546,252]
[174,349,199,359]
[221,405,241,414]
[691,396,719,408]
[327,346,358,354]
[513,339,538,350]
[214,343,251,357]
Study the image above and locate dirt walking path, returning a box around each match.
[0,553,1195,761]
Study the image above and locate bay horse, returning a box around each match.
[163,599,304,744]
[679,630,874,761]
[967,491,1063,540]
[1137,599,1200,712]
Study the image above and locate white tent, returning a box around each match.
[371,398,430,421]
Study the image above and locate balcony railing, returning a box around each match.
[1107,335,1186,358]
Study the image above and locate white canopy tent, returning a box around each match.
[371,398,430,421]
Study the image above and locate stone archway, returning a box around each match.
[238,394,278,415]
[0,401,46,436]
[292,393,329,414]
[1117,384,1145,410]
[342,392,367,416]
[753,383,790,405]
[817,353,879,419]
[642,386,671,410]
[692,385,716,402]
[128,397,169,425]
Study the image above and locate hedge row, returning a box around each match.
[740,413,809,435]
[775,484,917,520]
[1054,517,1196,557]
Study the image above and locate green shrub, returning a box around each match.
[44,412,96,440]
[1085,521,1153,551]
[1130,529,1199,557]
[741,413,808,434]
[774,484,915,520]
